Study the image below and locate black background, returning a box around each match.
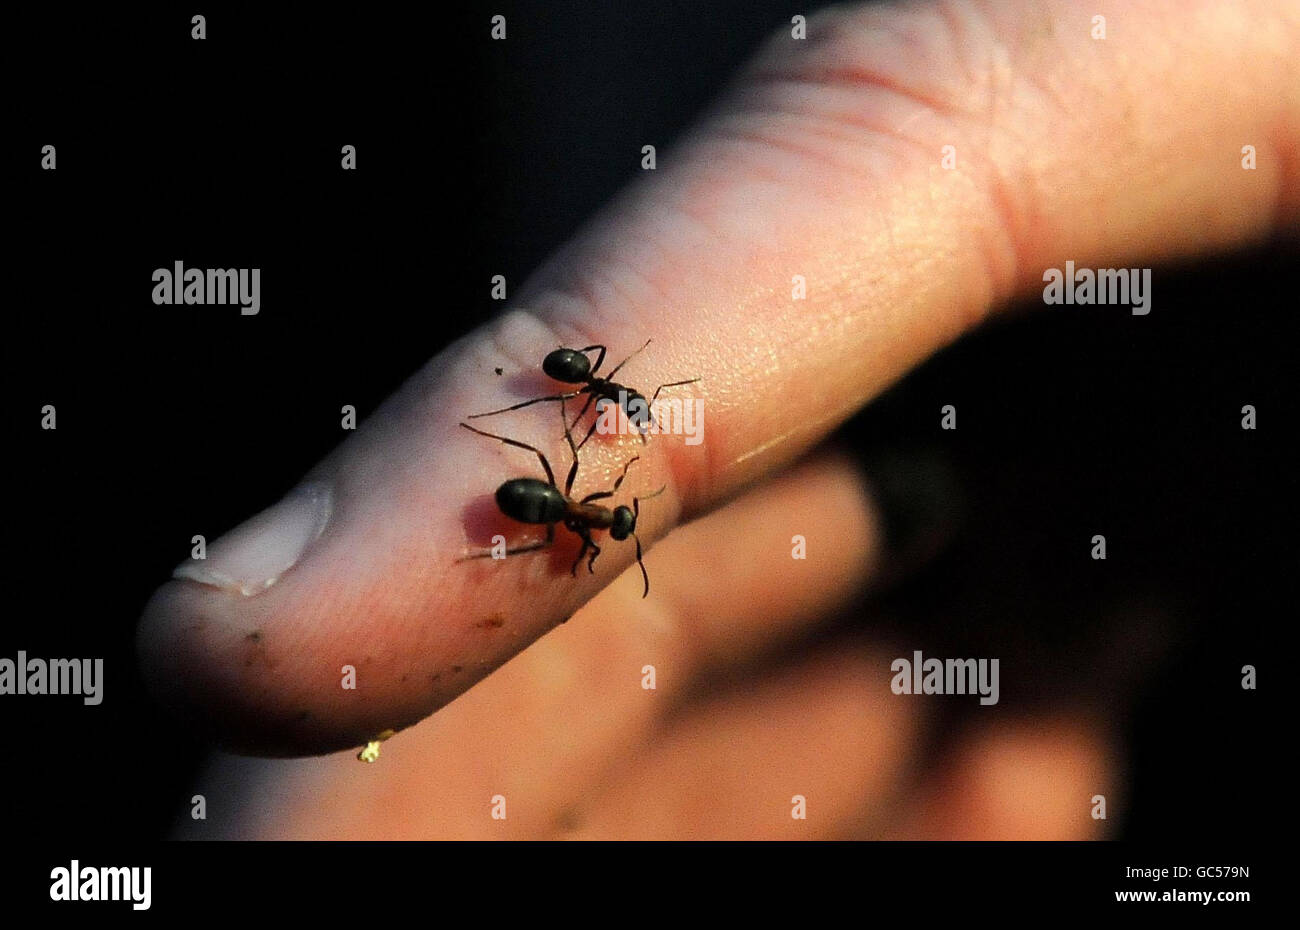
[5,0,1287,909]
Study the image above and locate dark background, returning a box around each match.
[6,0,1287,858]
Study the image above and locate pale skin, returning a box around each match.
[139,0,1298,838]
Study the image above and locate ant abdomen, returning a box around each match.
[496,478,566,524]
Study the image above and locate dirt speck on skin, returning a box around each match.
[430,673,441,684]
[451,665,464,674]
[476,613,506,629]
[400,673,409,683]
[242,633,277,669]
[555,806,582,833]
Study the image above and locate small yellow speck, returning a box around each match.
[356,728,397,763]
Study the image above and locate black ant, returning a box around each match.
[458,398,664,597]
[469,339,698,449]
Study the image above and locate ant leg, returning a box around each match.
[466,391,584,420]
[560,396,581,496]
[577,392,640,450]
[633,486,668,517]
[632,532,649,598]
[569,535,591,577]
[648,379,700,406]
[640,378,702,442]
[574,412,604,451]
[456,524,555,562]
[567,390,596,432]
[604,338,652,381]
[610,455,640,494]
[460,422,558,488]
[578,455,640,504]
[627,488,664,598]
[586,539,602,573]
[456,540,550,562]
[574,345,608,378]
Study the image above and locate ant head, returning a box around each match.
[543,348,591,384]
[610,505,636,541]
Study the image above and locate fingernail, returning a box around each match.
[173,482,334,596]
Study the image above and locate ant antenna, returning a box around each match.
[630,485,667,597]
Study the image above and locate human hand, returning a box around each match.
[140,0,1298,838]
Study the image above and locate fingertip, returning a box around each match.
[136,579,394,756]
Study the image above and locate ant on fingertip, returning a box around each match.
[469,340,698,449]
[458,397,664,597]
